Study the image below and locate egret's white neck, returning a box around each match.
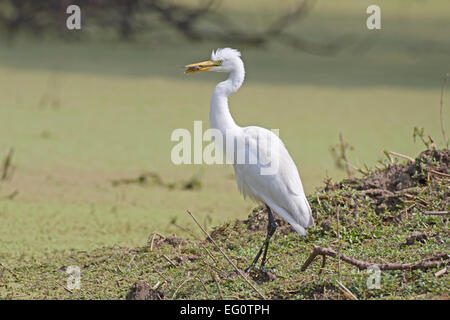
[210,62,245,134]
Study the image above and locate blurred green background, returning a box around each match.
[0,0,449,262]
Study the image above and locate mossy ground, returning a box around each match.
[1,150,448,300]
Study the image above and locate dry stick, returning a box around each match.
[423,211,450,216]
[152,281,162,290]
[56,281,73,294]
[440,73,449,149]
[147,231,165,243]
[428,169,450,178]
[154,269,170,284]
[128,254,138,269]
[196,276,209,293]
[0,267,5,282]
[199,260,226,277]
[336,280,358,300]
[162,254,177,268]
[200,243,218,264]
[171,277,192,299]
[346,161,366,175]
[434,267,447,277]
[210,270,224,300]
[387,151,415,163]
[171,269,202,299]
[336,206,342,300]
[186,210,266,299]
[301,246,448,271]
[339,133,352,177]
[337,207,341,282]
[147,231,166,251]
[149,234,156,251]
[0,262,18,279]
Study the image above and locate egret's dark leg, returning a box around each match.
[245,205,277,273]
[260,207,277,269]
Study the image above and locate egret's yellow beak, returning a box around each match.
[184,60,221,74]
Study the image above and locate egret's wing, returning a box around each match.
[242,126,305,196]
[233,126,313,232]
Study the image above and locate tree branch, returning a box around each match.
[301,246,448,272]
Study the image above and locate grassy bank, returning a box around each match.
[1,149,447,299]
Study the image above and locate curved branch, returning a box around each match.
[301,246,448,272]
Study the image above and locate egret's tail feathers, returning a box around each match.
[261,195,313,236]
[290,222,307,236]
[304,196,314,227]
[287,196,313,235]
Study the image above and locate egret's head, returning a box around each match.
[185,48,242,74]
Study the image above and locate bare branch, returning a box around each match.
[386,150,415,163]
[301,246,448,272]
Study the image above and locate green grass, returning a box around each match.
[1,150,447,299]
[0,1,449,273]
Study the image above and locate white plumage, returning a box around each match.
[206,48,313,233]
[185,48,313,270]
[233,126,314,235]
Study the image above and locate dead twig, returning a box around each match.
[0,267,5,282]
[301,246,448,271]
[340,133,352,177]
[162,254,177,268]
[210,270,224,299]
[152,281,163,290]
[56,281,73,294]
[434,267,447,277]
[171,276,192,299]
[337,207,341,281]
[386,150,415,163]
[154,269,170,284]
[0,262,18,279]
[423,211,450,216]
[200,243,218,264]
[196,276,209,293]
[346,161,368,176]
[336,280,358,300]
[147,231,166,251]
[440,73,449,149]
[317,255,327,275]
[428,169,450,178]
[186,210,266,299]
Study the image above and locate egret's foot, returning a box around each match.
[244,265,254,274]
[247,267,277,283]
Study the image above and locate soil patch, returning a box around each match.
[125,281,164,300]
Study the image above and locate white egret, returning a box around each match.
[185,48,313,272]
